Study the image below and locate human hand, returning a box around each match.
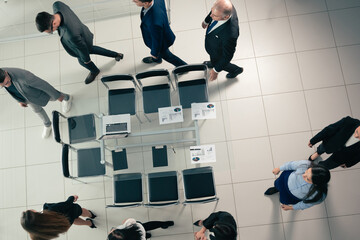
[19,102,27,107]
[281,204,293,211]
[272,168,280,175]
[202,21,208,29]
[308,141,313,148]
[57,94,65,102]
[73,195,79,202]
[209,69,218,81]
[194,232,205,240]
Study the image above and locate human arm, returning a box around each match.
[272,167,280,175]
[202,12,212,29]
[24,71,61,99]
[19,102,28,107]
[309,117,350,145]
[149,23,165,58]
[279,160,310,171]
[71,35,91,63]
[281,204,294,211]
[194,227,207,240]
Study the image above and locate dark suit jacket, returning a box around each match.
[310,116,360,153]
[204,5,239,72]
[43,196,80,225]
[203,211,237,240]
[53,1,93,63]
[140,0,175,57]
[4,68,61,107]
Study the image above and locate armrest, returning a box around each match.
[62,144,70,178]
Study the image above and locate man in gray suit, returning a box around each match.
[0,68,72,138]
[35,1,123,84]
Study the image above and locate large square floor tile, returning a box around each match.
[233,22,255,60]
[245,0,287,21]
[326,0,360,10]
[346,84,360,119]
[224,97,268,140]
[329,7,360,46]
[171,0,207,32]
[0,207,28,240]
[325,169,360,217]
[304,86,352,130]
[238,223,285,240]
[263,92,311,135]
[234,180,282,227]
[0,128,26,169]
[229,137,274,183]
[0,94,25,131]
[283,218,331,240]
[0,167,26,208]
[94,15,132,44]
[257,53,302,95]
[290,12,335,51]
[26,163,65,206]
[285,0,327,15]
[328,214,360,240]
[297,48,344,89]
[250,17,295,57]
[338,45,360,85]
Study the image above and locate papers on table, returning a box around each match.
[191,102,216,120]
[190,144,216,164]
[159,106,184,125]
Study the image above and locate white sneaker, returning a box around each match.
[62,95,73,113]
[42,126,52,139]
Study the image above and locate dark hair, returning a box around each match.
[21,210,71,240]
[35,12,54,32]
[209,223,237,240]
[0,68,5,83]
[107,225,142,240]
[137,0,152,3]
[303,164,330,203]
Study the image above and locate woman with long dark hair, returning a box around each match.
[107,218,174,240]
[264,160,330,210]
[21,195,96,240]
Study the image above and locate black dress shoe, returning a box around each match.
[145,233,152,238]
[161,221,174,229]
[85,70,100,84]
[203,61,213,68]
[142,56,162,64]
[264,187,279,195]
[226,67,244,78]
[115,53,124,62]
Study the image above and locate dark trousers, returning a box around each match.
[78,45,118,73]
[319,156,343,170]
[156,48,187,67]
[210,57,241,73]
[142,221,168,231]
[316,143,326,155]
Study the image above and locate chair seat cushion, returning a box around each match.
[68,114,96,144]
[77,148,105,177]
[109,88,136,115]
[178,79,208,108]
[143,84,171,114]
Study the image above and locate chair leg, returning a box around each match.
[144,114,151,123]
[135,113,143,124]
[72,177,88,184]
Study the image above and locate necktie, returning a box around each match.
[206,20,218,34]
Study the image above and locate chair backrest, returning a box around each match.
[172,64,209,109]
[101,74,138,116]
[182,166,218,204]
[61,144,71,178]
[136,69,172,114]
[146,171,179,207]
[109,173,143,208]
[52,110,64,144]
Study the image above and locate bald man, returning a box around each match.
[202,0,243,81]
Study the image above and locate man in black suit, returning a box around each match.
[308,116,360,169]
[35,1,123,85]
[133,0,187,66]
[202,0,243,81]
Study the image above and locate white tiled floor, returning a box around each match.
[0,0,359,239]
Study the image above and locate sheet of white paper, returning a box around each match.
[190,144,216,164]
[191,102,216,120]
[158,106,184,125]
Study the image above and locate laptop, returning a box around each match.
[99,114,131,140]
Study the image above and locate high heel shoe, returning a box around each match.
[161,221,174,229]
[88,210,97,219]
[86,218,97,228]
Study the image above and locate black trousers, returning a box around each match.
[78,45,118,73]
[210,57,241,73]
[155,48,187,67]
[142,221,168,231]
